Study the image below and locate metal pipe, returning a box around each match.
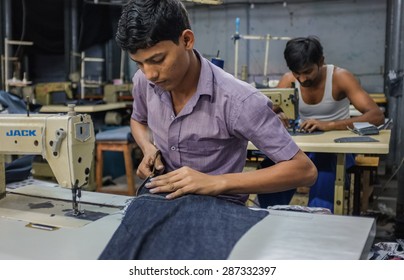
[4,39,33,92]
[70,0,79,74]
[4,0,12,39]
[81,51,85,99]
[384,0,404,239]
[105,40,113,82]
[234,17,240,78]
[64,0,71,80]
[246,5,250,82]
[237,34,291,84]
[4,38,8,92]
[0,1,4,90]
[234,40,239,78]
[263,34,270,82]
[3,0,12,91]
[384,0,402,169]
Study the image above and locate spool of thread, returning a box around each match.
[211,58,224,69]
[211,50,224,69]
[104,111,122,125]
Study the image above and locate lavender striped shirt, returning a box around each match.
[131,50,299,180]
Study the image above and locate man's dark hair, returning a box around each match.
[284,36,323,73]
[116,0,191,54]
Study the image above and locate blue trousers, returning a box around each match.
[257,153,355,213]
[99,193,268,260]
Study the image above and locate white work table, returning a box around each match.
[0,182,130,260]
[248,130,391,214]
[229,209,375,260]
[39,102,126,113]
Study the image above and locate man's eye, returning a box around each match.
[151,57,164,64]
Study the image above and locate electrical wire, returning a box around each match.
[14,0,27,59]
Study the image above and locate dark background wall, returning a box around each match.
[2,0,121,84]
[0,0,389,92]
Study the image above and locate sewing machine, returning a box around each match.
[34,82,74,105]
[103,83,133,104]
[259,88,299,132]
[0,105,132,260]
[0,104,94,214]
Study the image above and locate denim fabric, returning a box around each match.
[99,193,268,260]
[258,188,296,207]
[306,152,355,212]
[0,90,28,113]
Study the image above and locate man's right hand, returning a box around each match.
[273,105,290,128]
[137,148,165,179]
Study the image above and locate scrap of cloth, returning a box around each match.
[99,193,269,260]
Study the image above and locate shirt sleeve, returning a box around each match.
[131,70,149,124]
[231,92,300,163]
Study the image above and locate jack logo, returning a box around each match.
[6,130,37,136]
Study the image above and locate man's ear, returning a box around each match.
[181,29,195,49]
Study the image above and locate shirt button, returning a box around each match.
[170,115,175,120]
[171,146,176,151]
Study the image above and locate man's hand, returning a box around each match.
[136,149,164,179]
[145,166,223,199]
[273,105,290,128]
[299,119,332,132]
[277,112,291,128]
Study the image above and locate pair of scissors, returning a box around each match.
[136,149,161,196]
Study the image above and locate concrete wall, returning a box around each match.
[187,0,386,92]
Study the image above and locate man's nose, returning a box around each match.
[143,64,158,81]
[297,75,308,83]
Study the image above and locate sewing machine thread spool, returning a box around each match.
[211,58,224,69]
[211,50,224,69]
[104,111,122,125]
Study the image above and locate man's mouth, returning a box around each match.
[300,80,313,87]
[155,80,166,86]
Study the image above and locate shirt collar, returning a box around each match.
[194,49,214,100]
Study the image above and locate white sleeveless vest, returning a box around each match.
[297,64,350,122]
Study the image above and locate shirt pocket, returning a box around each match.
[180,139,225,157]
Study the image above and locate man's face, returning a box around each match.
[129,38,190,91]
[291,64,321,88]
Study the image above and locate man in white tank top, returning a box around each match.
[258,36,385,212]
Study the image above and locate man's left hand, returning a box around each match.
[299,119,330,132]
[145,166,223,199]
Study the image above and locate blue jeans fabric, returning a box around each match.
[306,152,355,212]
[99,192,268,260]
[0,90,27,113]
[257,152,355,213]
